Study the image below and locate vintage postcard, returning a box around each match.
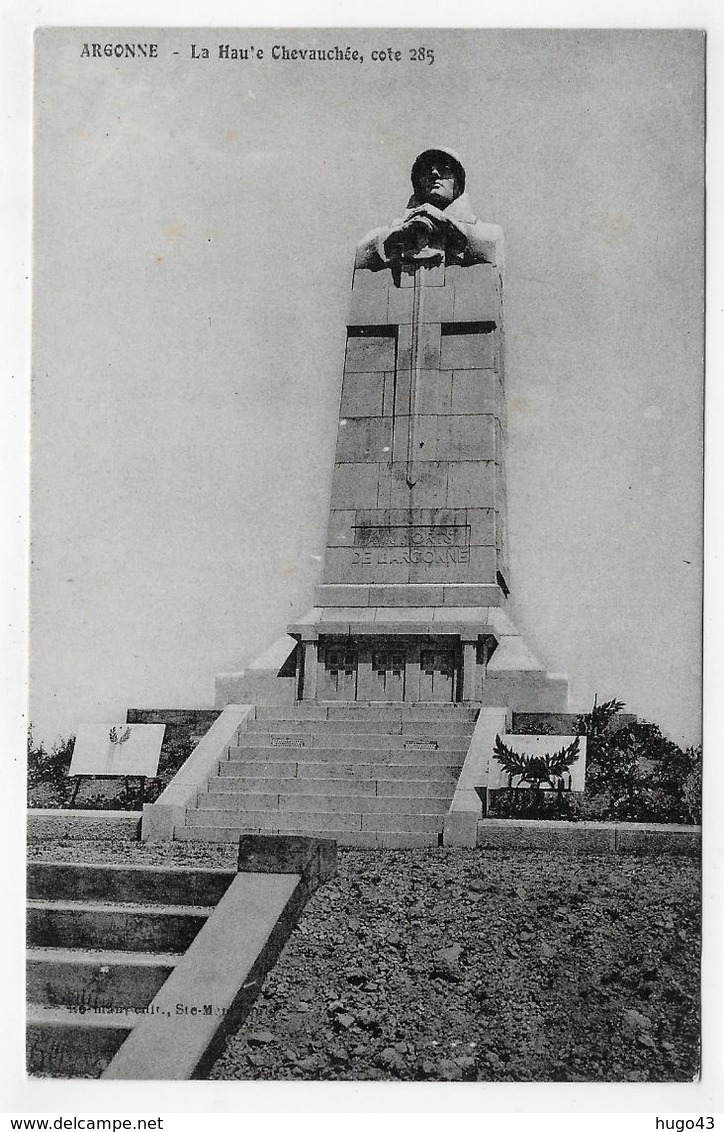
[18,21,709,1112]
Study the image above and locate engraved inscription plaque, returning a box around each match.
[354,524,469,548]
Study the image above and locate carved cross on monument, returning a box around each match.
[405,267,426,488]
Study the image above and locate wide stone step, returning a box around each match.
[27,899,214,954]
[185,809,444,834]
[175,826,440,848]
[27,947,180,1010]
[235,732,471,750]
[197,792,451,814]
[228,743,467,763]
[253,704,479,722]
[27,1005,135,1078]
[217,759,463,782]
[27,863,237,907]
[245,719,474,736]
[206,775,453,799]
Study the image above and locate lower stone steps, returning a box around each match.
[234,732,471,750]
[175,826,440,848]
[27,1005,136,1078]
[27,946,180,1009]
[185,808,445,834]
[197,791,451,814]
[206,775,452,798]
[229,739,468,757]
[253,704,479,722]
[27,864,236,1078]
[177,703,475,847]
[243,720,474,737]
[26,864,230,1077]
[217,760,463,781]
[27,862,235,907]
[27,847,335,1079]
[27,899,216,954]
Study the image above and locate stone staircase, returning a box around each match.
[176,702,479,848]
[27,841,336,1079]
[26,862,236,1077]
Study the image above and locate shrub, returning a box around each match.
[681,747,702,824]
[489,699,701,825]
[580,707,700,824]
[489,787,578,821]
[27,728,76,805]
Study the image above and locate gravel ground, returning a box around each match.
[28,839,700,1082]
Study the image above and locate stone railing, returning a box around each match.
[141,704,254,841]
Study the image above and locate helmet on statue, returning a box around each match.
[410,147,466,204]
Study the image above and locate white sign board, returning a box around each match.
[486,734,587,794]
[69,724,165,778]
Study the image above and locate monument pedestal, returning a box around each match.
[280,603,567,714]
[216,251,568,714]
[275,251,567,714]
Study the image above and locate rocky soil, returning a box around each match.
[209,848,699,1083]
[28,840,700,1082]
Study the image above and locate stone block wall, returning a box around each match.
[321,260,507,603]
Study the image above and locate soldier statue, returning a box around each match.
[355,147,503,270]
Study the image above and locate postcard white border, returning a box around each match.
[2,0,721,1120]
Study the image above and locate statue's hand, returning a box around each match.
[407,204,466,250]
[382,222,407,254]
[401,214,437,239]
[383,214,436,258]
[407,203,447,225]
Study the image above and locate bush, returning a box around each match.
[489,787,579,821]
[580,706,701,824]
[489,699,702,826]
[27,728,76,805]
[681,747,702,824]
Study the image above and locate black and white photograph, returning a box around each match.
[7,12,716,1116]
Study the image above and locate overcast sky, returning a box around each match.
[31,27,704,745]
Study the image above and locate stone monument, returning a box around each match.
[263,148,569,712]
[159,148,584,848]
